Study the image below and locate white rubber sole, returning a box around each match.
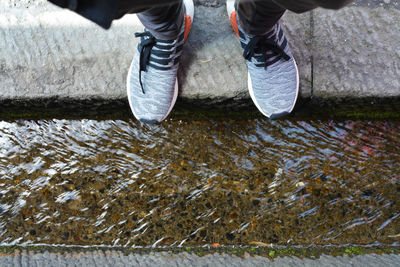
[126,56,138,121]
[226,0,235,17]
[127,0,194,123]
[248,59,300,118]
[160,0,194,122]
[184,0,195,19]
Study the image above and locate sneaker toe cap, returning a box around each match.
[248,59,299,118]
[129,101,171,124]
[127,57,178,123]
[138,118,161,125]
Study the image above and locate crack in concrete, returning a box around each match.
[310,10,315,99]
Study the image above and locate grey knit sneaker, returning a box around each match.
[127,0,194,124]
[227,0,299,119]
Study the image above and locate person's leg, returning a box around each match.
[236,0,355,36]
[49,0,192,123]
[237,0,286,35]
[136,1,185,40]
[229,0,354,119]
[127,0,194,124]
[227,0,298,119]
[48,0,182,29]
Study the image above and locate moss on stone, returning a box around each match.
[1,96,400,120]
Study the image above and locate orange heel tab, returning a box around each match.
[184,15,192,43]
[230,11,240,39]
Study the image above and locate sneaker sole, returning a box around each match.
[161,0,194,122]
[127,0,194,123]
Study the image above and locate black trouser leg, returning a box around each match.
[237,0,286,35]
[48,0,184,34]
[136,1,184,40]
[48,0,354,32]
[236,0,355,36]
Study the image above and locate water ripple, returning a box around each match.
[0,118,399,247]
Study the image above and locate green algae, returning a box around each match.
[1,96,400,120]
[269,250,276,257]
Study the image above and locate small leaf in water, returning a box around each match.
[23,209,31,216]
[113,213,120,221]
[388,233,400,238]
[74,234,80,241]
[269,250,275,257]
[251,219,256,230]
[249,241,271,246]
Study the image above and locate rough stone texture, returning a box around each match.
[179,5,248,100]
[1,250,400,266]
[0,0,399,104]
[0,0,310,102]
[282,12,312,98]
[0,4,140,100]
[312,5,400,98]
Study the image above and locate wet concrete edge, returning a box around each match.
[1,96,400,120]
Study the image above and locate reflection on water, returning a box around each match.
[0,118,399,247]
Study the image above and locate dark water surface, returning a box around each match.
[0,118,399,247]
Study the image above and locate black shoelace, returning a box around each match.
[243,35,290,68]
[135,31,178,94]
[135,31,157,94]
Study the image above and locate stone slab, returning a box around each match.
[0,0,310,103]
[1,250,400,267]
[0,4,141,100]
[312,2,400,98]
[1,0,399,106]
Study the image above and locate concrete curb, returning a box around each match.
[0,0,399,105]
[1,250,400,266]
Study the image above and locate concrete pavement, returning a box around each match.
[1,0,399,105]
[1,250,400,266]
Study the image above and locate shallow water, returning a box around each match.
[0,118,399,247]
